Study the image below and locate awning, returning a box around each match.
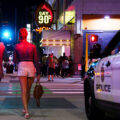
[41,30,71,46]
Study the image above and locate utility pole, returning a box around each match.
[85,33,89,72]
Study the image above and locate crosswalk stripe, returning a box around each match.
[49,89,83,90]
[53,91,84,94]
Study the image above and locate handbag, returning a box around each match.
[33,82,44,107]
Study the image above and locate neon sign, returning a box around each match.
[35,27,49,33]
[35,2,54,27]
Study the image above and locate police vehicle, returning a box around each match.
[84,31,120,120]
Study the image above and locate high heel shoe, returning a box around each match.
[24,113,30,119]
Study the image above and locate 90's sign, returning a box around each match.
[35,2,54,27]
[38,11,51,24]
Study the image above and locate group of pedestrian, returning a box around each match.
[0,28,40,119]
[41,52,73,81]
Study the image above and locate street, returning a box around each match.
[0,0,120,120]
[0,76,88,120]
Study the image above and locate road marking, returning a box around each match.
[0,96,21,98]
[50,89,83,90]
[53,92,84,94]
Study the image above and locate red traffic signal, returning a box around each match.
[90,34,98,42]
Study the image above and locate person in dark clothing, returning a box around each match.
[62,52,67,60]
[68,56,73,76]
[5,61,14,74]
[58,56,63,76]
[54,57,59,77]
[41,54,47,77]
[80,56,85,79]
[90,44,102,59]
[61,58,69,78]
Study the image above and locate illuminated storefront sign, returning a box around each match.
[35,27,49,33]
[35,2,54,28]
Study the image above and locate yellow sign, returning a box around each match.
[35,27,49,33]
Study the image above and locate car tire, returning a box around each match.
[84,82,105,120]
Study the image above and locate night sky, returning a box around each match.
[0,0,44,51]
[1,0,45,29]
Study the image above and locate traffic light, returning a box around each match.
[90,34,98,42]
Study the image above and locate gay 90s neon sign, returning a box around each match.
[35,2,54,27]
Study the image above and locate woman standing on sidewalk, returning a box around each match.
[13,28,40,119]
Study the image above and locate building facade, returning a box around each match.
[46,0,120,74]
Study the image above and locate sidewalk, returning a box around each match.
[40,75,81,83]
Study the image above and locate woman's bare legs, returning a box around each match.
[19,77,34,113]
[19,76,29,113]
[19,76,35,119]
[48,75,50,81]
[27,77,34,103]
[51,75,54,81]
